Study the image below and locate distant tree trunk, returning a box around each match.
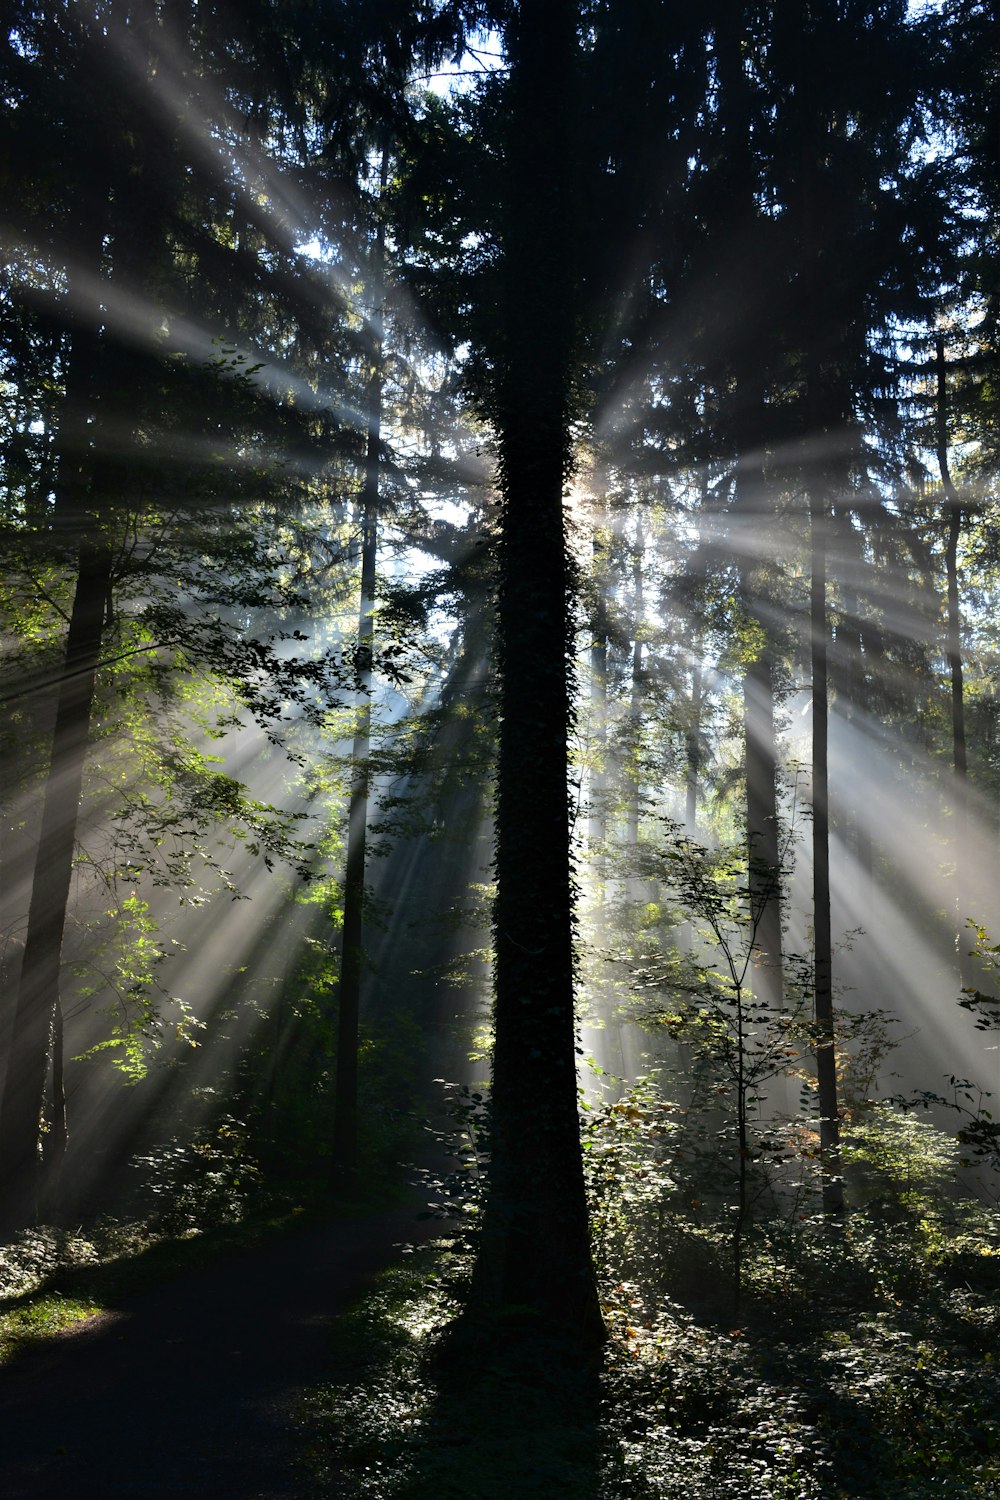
[686,659,703,833]
[935,334,972,990]
[795,75,846,1215]
[588,513,609,904]
[474,0,604,1347]
[810,485,844,1217]
[625,508,645,881]
[332,155,387,1176]
[0,5,179,1230]
[714,4,785,1018]
[40,996,68,1220]
[0,533,112,1231]
[837,578,873,903]
[0,289,106,1229]
[743,647,783,1002]
[736,459,785,1018]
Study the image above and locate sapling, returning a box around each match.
[631,828,813,1314]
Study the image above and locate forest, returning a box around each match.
[1,1,999,1496]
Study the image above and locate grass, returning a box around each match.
[0,1292,108,1362]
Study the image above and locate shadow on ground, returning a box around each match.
[0,1208,440,1500]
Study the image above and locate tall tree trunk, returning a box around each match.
[686,659,703,833]
[715,1,785,1017]
[736,459,785,1017]
[837,580,873,897]
[588,507,609,900]
[0,0,175,1231]
[474,0,604,1347]
[332,155,387,1176]
[810,486,844,1216]
[40,995,68,1220]
[743,644,784,1006]
[0,535,112,1231]
[935,334,972,990]
[0,289,106,1230]
[625,508,645,885]
[795,65,846,1217]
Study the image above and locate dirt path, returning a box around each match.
[0,1208,437,1499]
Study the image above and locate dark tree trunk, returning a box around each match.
[332,159,387,1175]
[0,537,112,1231]
[794,61,846,1217]
[686,659,703,833]
[837,580,873,898]
[40,994,68,1221]
[474,0,604,1347]
[588,513,609,894]
[625,509,645,885]
[743,644,784,1009]
[735,455,785,1017]
[810,488,844,1216]
[0,285,109,1231]
[0,0,171,1231]
[935,335,972,990]
[715,2,785,1016]
[331,481,376,1177]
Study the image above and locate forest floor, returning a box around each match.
[0,1202,443,1499]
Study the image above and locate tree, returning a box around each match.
[934,334,974,988]
[331,152,387,1176]
[0,0,358,1227]
[466,0,605,1345]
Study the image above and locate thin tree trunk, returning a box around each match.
[796,86,846,1216]
[837,581,873,892]
[332,154,387,1176]
[714,0,786,1016]
[588,510,609,898]
[625,508,645,891]
[735,455,785,1017]
[743,646,783,1005]
[0,281,108,1229]
[935,334,972,990]
[0,537,112,1230]
[686,660,703,833]
[811,488,844,1216]
[40,995,68,1221]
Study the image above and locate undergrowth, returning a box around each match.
[301,1214,1000,1499]
[301,1084,1000,1500]
[300,1239,605,1500]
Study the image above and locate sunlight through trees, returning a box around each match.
[2,2,1000,1492]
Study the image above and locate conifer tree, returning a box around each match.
[470,0,604,1345]
[0,0,359,1226]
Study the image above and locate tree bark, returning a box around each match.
[332,153,387,1175]
[935,334,972,991]
[588,510,609,896]
[625,508,645,891]
[810,485,844,1216]
[735,453,785,1019]
[0,536,112,1231]
[715,1,785,1017]
[474,0,604,1347]
[686,659,703,834]
[0,259,108,1227]
[743,643,784,1009]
